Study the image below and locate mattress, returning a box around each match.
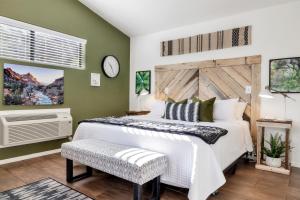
[73,115,253,200]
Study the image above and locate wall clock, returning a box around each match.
[102,55,120,78]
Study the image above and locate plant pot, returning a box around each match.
[266,156,282,168]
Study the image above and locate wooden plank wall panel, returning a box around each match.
[155,55,261,139]
[222,67,250,88]
[232,65,252,82]
[250,64,261,141]
[155,69,199,102]
[198,73,225,100]
[200,68,237,99]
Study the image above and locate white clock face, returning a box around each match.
[103,56,120,78]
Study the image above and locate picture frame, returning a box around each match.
[135,70,151,95]
[269,57,300,93]
[3,63,64,105]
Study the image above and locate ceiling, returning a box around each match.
[79,0,298,36]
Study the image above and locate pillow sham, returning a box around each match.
[192,97,216,122]
[235,101,247,120]
[213,98,239,121]
[148,100,166,117]
[165,102,199,122]
[167,97,188,104]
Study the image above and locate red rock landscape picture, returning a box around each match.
[4,64,64,105]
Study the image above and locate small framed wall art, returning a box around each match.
[135,70,151,95]
[269,57,300,93]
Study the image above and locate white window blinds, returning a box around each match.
[0,17,86,70]
[0,23,31,61]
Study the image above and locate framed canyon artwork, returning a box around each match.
[3,63,64,105]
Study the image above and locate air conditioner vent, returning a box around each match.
[5,114,57,122]
[0,108,72,147]
[8,122,59,144]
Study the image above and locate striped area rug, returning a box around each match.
[0,178,93,200]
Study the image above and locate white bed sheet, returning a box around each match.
[73,115,253,200]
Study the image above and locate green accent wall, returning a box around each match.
[0,0,130,160]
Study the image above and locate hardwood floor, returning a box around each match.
[0,153,299,200]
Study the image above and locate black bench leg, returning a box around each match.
[133,183,143,200]
[66,159,93,183]
[86,165,93,176]
[66,159,73,183]
[150,176,161,200]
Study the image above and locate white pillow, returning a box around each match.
[213,98,239,121]
[236,102,247,120]
[148,100,165,117]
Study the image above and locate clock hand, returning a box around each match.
[108,62,115,74]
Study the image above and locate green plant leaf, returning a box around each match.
[264,133,285,158]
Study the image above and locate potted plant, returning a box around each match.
[263,133,285,168]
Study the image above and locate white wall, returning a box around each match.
[130,1,300,167]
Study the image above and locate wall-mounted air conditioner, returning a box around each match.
[0,108,72,148]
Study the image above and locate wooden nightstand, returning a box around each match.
[126,111,150,116]
[255,119,292,175]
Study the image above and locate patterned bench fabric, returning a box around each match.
[61,139,168,185]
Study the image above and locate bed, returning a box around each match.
[73,56,261,200]
[73,115,253,200]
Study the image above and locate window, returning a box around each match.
[0,16,86,70]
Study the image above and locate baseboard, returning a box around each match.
[0,149,61,165]
[291,162,300,168]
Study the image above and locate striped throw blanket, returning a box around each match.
[79,117,228,144]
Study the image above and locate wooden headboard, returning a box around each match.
[155,55,261,139]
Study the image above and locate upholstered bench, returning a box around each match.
[61,139,168,200]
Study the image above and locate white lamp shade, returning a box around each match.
[259,90,274,99]
[139,88,149,96]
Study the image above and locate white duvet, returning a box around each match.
[73,115,253,200]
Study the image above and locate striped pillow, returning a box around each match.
[164,102,200,122]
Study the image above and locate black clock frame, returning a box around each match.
[101,55,120,78]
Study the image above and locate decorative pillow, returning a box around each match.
[164,102,199,122]
[235,101,247,120]
[213,98,239,121]
[167,97,188,104]
[148,100,166,117]
[192,97,216,122]
[163,98,188,118]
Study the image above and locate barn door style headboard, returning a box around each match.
[155,55,261,139]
